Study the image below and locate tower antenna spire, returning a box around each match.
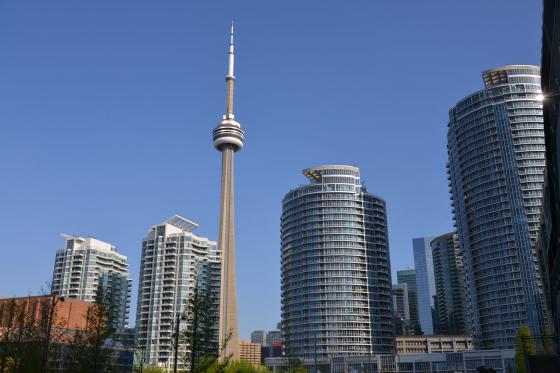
[225,20,235,118]
[230,20,234,47]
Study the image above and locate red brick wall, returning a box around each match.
[0,295,90,332]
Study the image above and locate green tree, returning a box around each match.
[137,366,166,373]
[0,299,19,372]
[203,360,271,373]
[515,326,536,373]
[0,297,50,373]
[288,361,307,373]
[10,299,39,373]
[178,284,220,372]
[38,294,69,373]
[64,288,115,373]
[224,360,271,373]
[132,344,147,373]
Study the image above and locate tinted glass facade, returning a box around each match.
[447,65,547,348]
[413,237,437,335]
[397,269,420,331]
[266,330,283,346]
[250,330,267,346]
[392,283,410,321]
[281,165,394,359]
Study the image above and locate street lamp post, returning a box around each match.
[40,293,64,373]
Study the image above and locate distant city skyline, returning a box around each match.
[0,0,544,339]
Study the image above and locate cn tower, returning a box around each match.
[213,22,244,360]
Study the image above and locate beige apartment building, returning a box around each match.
[396,335,474,354]
[240,340,262,366]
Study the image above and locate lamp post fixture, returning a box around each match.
[40,293,64,373]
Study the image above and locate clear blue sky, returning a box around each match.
[0,0,542,338]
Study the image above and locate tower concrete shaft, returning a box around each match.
[213,22,244,361]
[218,146,239,360]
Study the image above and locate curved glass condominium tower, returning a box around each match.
[447,65,547,348]
[281,165,394,359]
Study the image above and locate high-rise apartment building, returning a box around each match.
[213,23,244,361]
[412,237,437,335]
[250,330,267,346]
[51,235,131,337]
[135,215,221,368]
[541,0,560,349]
[281,165,394,359]
[430,233,468,335]
[397,269,420,331]
[448,65,547,348]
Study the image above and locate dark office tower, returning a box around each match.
[397,269,420,332]
[281,165,394,359]
[431,233,468,335]
[541,0,560,348]
[392,283,410,321]
[448,66,547,349]
[413,237,437,335]
[392,283,411,336]
[266,330,282,346]
[250,330,267,346]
